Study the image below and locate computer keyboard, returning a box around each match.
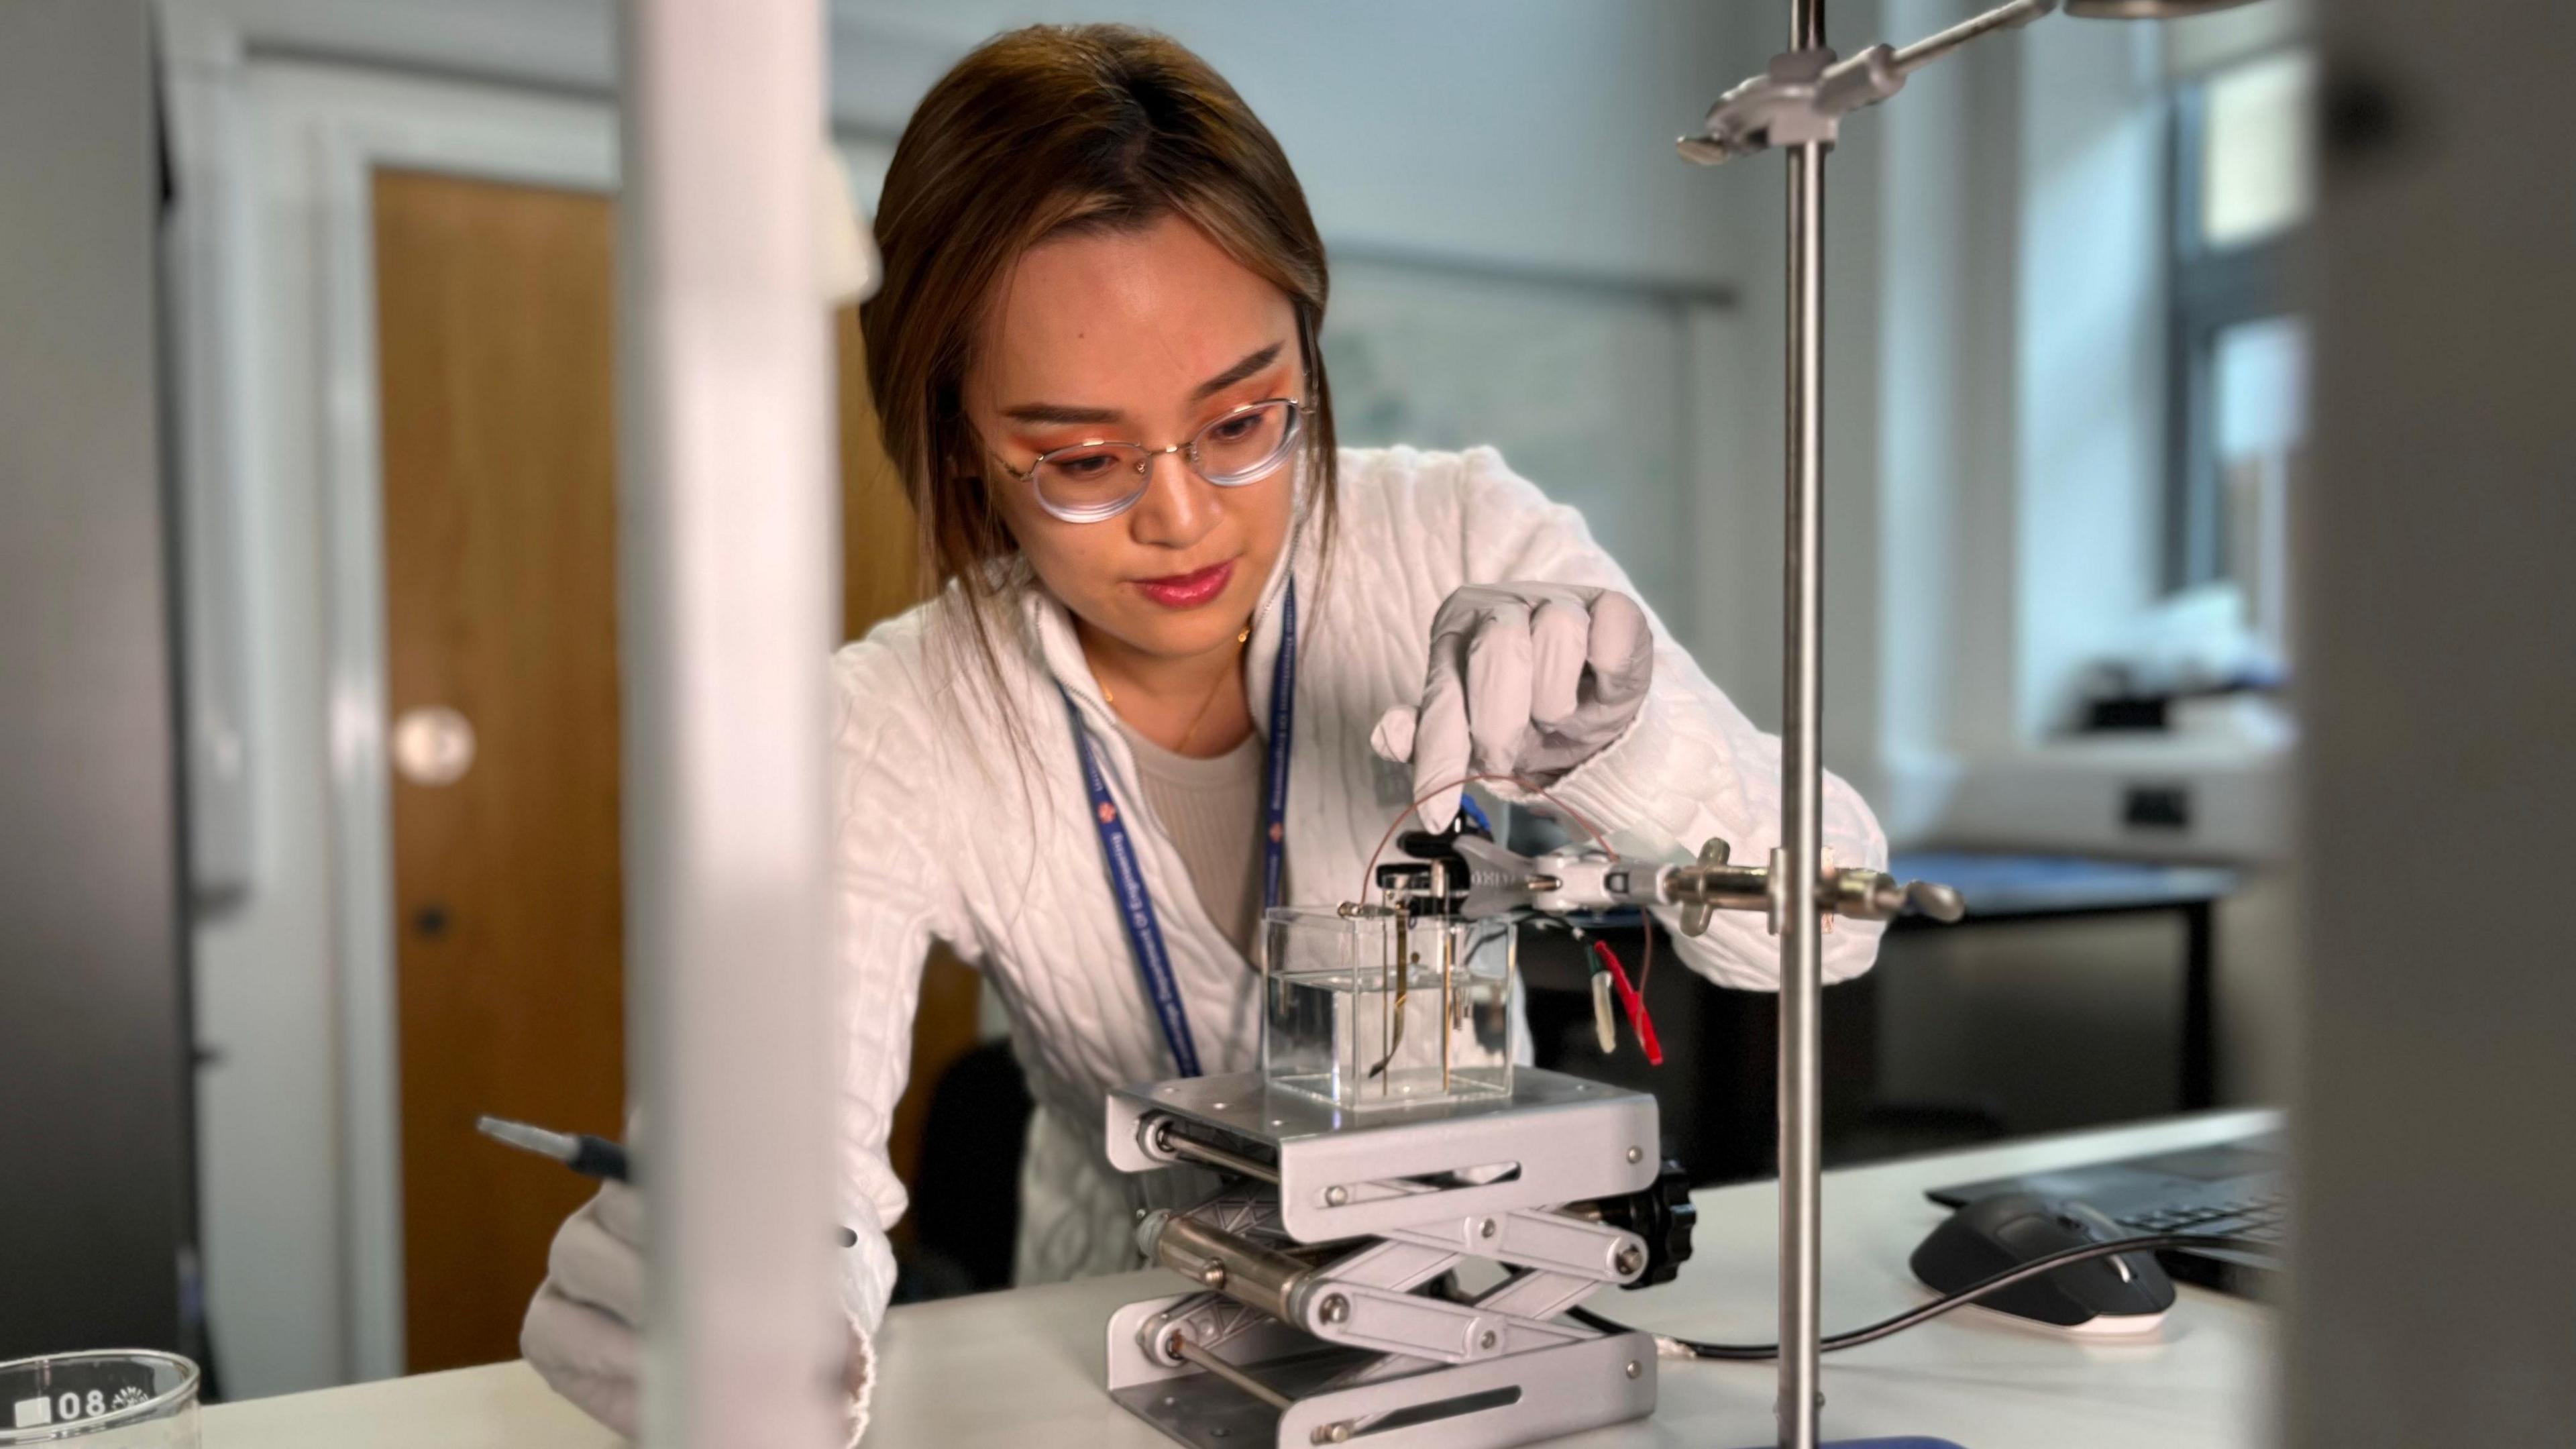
[2118,1189,2286,1244]
[1926,1131,2288,1296]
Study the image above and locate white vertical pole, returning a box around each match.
[619,1,843,1446]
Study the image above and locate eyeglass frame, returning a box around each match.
[990,396,1305,525]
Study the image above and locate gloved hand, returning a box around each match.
[1371,582,1654,833]
[523,1181,877,1445]
[523,1181,649,1439]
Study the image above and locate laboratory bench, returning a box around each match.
[202,1107,2278,1448]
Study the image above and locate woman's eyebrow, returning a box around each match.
[998,341,1286,427]
[1190,341,1285,401]
[1000,400,1122,427]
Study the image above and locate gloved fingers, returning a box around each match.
[1463,597,1534,776]
[523,1284,641,1440]
[1556,591,1654,745]
[1369,705,1417,767]
[1527,595,1592,729]
[1586,590,1654,705]
[590,1177,647,1249]
[1408,625,1473,833]
[549,1187,647,1329]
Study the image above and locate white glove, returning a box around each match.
[523,1181,648,1439]
[523,1181,877,1445]
[1372,582,1654,833]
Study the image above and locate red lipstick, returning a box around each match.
[1133,559,1236,610]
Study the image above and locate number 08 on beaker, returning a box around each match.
[1,1352,198,1448]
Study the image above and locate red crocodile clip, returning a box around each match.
[1589,939,1664,1066]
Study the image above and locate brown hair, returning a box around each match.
[862,23,1338,712]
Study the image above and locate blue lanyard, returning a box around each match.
[1062,583,1297,1079]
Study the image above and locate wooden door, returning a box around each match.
[376,170,627,1372]
[376,168,979,1372]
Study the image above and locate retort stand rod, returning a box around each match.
[1778,0,1829,1444]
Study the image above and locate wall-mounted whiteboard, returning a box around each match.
[1321,255,1716,647]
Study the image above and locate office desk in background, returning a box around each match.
[1890,851,2243,1112]
[202,1109,2277,1449]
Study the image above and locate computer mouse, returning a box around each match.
[1909,1191,2175,1334]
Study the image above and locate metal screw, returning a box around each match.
[1625,1360,1643,1381]
[1325,1185,1350,1207]
[1161,1394,1179,1407]
[1311,1425,1352,1445]
[1479,1330,1498,1351]
[1626,1146,1644,1164]
[1212,1428,1230,1439]
[1210,1101,1228,1110]
[1615,1245,1646,1277]
[1320,1294,1351,1325]
[1479,1218,1499,1239]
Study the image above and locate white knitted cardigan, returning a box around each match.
[828,445,1886,1425]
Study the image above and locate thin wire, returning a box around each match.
[1566,1232,2278,1359]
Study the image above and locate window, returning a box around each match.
[2167,50,2315,652]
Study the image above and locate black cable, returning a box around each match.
[1568,1232,2278,1360]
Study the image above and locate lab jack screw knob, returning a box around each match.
[1593,1159,1698,1289]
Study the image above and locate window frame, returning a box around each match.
[2163,64,2306,593]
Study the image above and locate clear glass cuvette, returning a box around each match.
[1262,906,1517,1112]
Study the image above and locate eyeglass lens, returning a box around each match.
[1032,400,1298,519]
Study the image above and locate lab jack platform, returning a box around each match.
[1103,1067,1695,1449]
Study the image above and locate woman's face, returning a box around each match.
[967,213,1301,666]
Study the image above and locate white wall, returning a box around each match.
[833,0,1750,288]
[2013,17,2170,742]
[164,23,359,1392]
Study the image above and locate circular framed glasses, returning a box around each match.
[1002,398,1303,524]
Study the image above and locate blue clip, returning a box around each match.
[1458,794,1494,837]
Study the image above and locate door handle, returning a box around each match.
[392,706,476,786]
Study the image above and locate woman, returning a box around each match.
[525,21,1886,1439]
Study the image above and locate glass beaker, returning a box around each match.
[0,1352,197,1447]
[1263,906,1517,1111]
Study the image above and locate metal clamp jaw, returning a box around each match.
[1676,45,1896,164]
[1401,833,1964,936]
[1677,0,2061,166]
[1665,837,1965,937]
